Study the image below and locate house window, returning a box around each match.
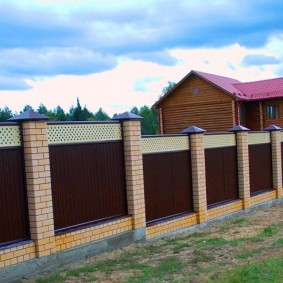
[193,87,199,95]
[267,105,279,119]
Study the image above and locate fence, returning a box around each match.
[0,111,282,275]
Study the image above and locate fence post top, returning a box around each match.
[180,125,206,134]
[8,109,50,122]
[263,124,282,131]
[111,111,143,121]
[228,125,250,132]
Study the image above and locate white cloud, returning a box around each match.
[1,35,283,116]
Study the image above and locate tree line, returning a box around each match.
[0,82,177,134]
[0,98,158,135]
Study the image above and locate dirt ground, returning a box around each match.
[25,202,283,283]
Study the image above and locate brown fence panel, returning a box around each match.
[249,143,273,194]
[0,148,29,246]
[205,146,239,206]
[49,141,127,232]
[143,151,193,223]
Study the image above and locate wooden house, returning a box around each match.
[154,70,283,133]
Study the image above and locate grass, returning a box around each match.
[195,237,228,247]
[273,238,283,247]
[192,248,215,263]
[36,273,65,283]
[30,205,283,283]
[236,248,261,259]
[208,256,283,283]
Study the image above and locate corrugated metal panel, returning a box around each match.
[0,148,29,246]
[143,151,193,223]
[249,143,273,194]
[205,147,239,206]
[49,141,127,231]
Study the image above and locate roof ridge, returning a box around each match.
[194,70,241,82]
[233,76,283,86]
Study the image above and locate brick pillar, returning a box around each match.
[229,125,250,209]
[10,110,56,257]
[182,126,207,223]
[264,125,283,198]
[113,112,146,240]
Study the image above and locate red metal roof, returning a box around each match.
[195,71,242,95]
[154,70,283,108]
[195,70,283,101]
[233,77,283,100]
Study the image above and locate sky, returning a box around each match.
[1,0,283,116]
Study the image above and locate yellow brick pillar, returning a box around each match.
[113,112,146,240]
[181,125,207,223]
[229,125,251,209]
[10,110,56,257]
[264,125,283,198]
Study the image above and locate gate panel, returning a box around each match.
[0,147,29,246]
[143,151,193,223]
[249,143,273,194]
[49,141,127,231]
[205,146,239,206]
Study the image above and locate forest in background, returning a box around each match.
[0,81,176,134]
[0,99,158,135]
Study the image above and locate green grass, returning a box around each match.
[192,248,215,263]
[127,257,184,282]
[231,217,251,226]
[260,225,279,237]
[195,237,228,247]
[189,231,211,238]
[273,238,283,247]
[236,248,261,259]
[173,242,191,252]
[65,265,96,277]
[207,256,283,283]
[36,273,65,283]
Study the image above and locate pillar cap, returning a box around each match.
[180,125,206,134]
[229,125,250,132]
[8,109,50,122]
[264,124,282,131]
[111,111,142,121]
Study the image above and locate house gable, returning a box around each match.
[158,73,235,133]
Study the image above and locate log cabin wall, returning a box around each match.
[159,74,235,133]
[242,101,261,131]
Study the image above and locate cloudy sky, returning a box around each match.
[1,0,283,115]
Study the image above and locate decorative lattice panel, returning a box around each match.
[0,126,21,147]
[47,123,122,144]
[204,134,236,149]
[141,136,189,154]
[248,132,270,145]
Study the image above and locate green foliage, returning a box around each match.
[22,104,34,112]
[0,106,13,121]
[0,100,158,133]
[93,107,110,121]
[131,105,158,134]
[162,81,176,95]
